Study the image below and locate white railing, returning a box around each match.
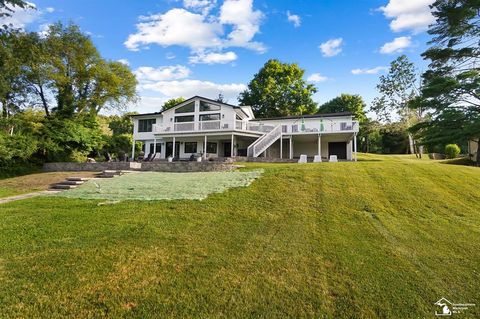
[279,120,359,134]
[174,122,195,131]
[199,120,221,130]
[152,119,359,134]
[247,125,282,157]
[235,120,243,130]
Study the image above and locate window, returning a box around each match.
[174,115,194,122]
[138,119,156,132]
[175,102,195,113]
[200,101,221,112]
[206,142,217,154]
[200,113,220,121]
[184,142,197,153]
[149,143,162,154]
[236,114,242,120]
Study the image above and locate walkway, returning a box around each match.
[0,190,59,205]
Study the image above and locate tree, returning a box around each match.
[216,93,227,103]
[10,23,137,118]
[161,97,185,111]
[0,0,31,19]
[371,55,424,155]
[416,0,480,164]
[238,59,317,118]
[318,94,367,122]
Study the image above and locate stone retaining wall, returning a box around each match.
[43,161,233,172]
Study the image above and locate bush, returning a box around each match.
[445,144,460,159]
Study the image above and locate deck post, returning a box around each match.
[354,133,357,162]
[204,135,207,159]
[172,136,176,158]
[231,134,234,157]
[153,138,157,156]
[318,134,322,158]
[280,136,283,159]
[289,137,293,159]
[131,139,136,161]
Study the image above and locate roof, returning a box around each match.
[250,112,353,121]
[130,95,249,118]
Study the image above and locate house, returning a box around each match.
[131,96,359,161]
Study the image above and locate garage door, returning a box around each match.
[328,142,347,159]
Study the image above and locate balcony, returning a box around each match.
[152,119,359,134]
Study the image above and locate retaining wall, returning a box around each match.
[43,161,233,172]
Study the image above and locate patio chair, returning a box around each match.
[329,155,338,162]
[298,154,307,163]
[313,155,322,163]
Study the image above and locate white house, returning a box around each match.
[131,96,359,161]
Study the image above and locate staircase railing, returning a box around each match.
[247,124,282,157]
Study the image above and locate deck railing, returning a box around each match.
[152,119,358,134]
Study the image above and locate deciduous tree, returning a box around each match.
[239,59,317,118]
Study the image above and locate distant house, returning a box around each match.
[131,96,359,161]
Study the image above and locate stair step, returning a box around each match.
[50,184,78,190]
[61,180,84,185]
[66,177,89,181]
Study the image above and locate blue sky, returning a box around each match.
[2,0,435,114]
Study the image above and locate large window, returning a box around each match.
[149,143,162,154]
[200,113,220,121]
[206,142,217,154]
[138,119,156,132]
[175,102,195,113]
[174,115,194,122]
[184,142,197,153]
[200,101,221,112]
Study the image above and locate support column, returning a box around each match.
[172,136,176,158]
[318,134,322,158]
[204,135,207,159]
[153,138,157,157]
[289,137,293,159]
[131,139,136,161]
[280,136,283,159]
[354,133,357,162]
[231,134,234,157]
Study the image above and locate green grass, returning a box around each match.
[0,154,479,318]
[56,170,263,201]
[0,171,98,198]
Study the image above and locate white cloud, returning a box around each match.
[380,36,412,54]
[166,52,176,60]
[134,65,191,82]
[136,96,169,111]
[125,0,265,58]
[307,73,328,82]
[140,80,246,102]
[0,2,39,29]
[286,11,301,27]
[125,8,223,51]
[45,7,55,13]
[183,0,216,15]
[219,0,265,52]
[351,66,388,75]
[117,59,130,66]
[189,51,237,64]
[379,0,435,33]
[319,38,343,57]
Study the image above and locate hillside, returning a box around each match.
[0,155,479,318]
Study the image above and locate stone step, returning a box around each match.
[61,180,85,185]
[66,177,90,181]
[50,184,78,190]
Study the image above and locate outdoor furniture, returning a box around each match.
[313,155,322,163]
[143,153,152,162]
[298,154,307,163]
[329,155,338,162]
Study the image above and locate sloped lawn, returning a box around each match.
[56,170,263,201]
[0,155,479,318]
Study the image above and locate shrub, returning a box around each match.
[445,144,460,159]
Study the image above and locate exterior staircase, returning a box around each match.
[247,124,282,157]
[50,177,90,190]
